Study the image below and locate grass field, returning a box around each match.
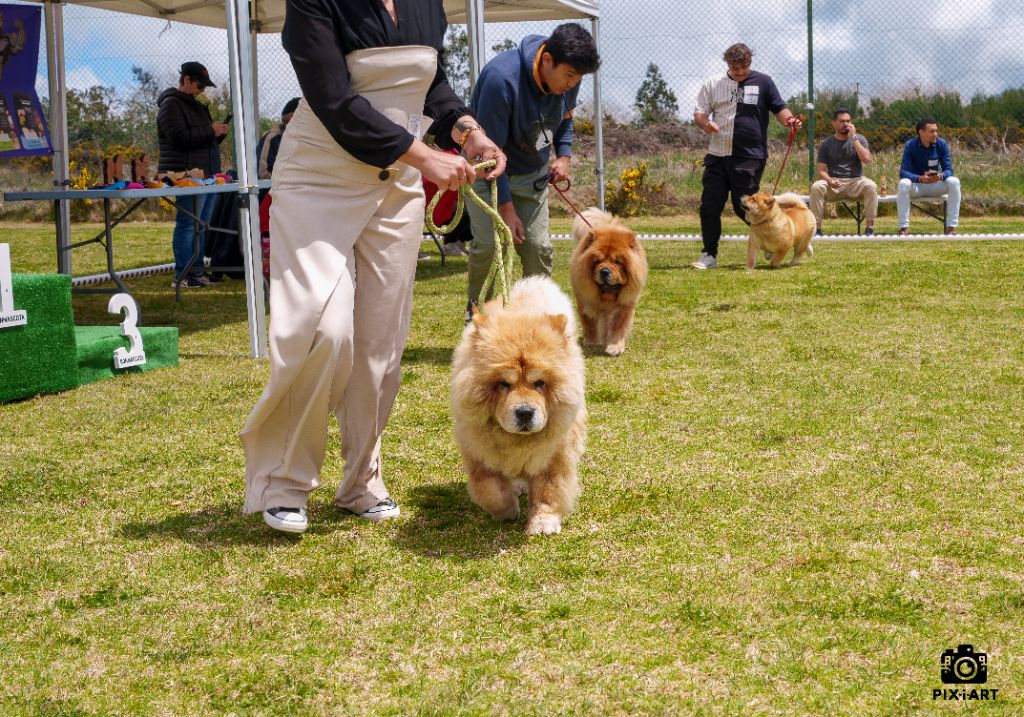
[2,222,1024,715]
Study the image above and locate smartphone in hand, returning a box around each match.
[224,113,233,124]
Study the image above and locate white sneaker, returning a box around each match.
[263,506,308,533]
[692,253,717,270]
[442,241,468,256]
[352,497,400,522]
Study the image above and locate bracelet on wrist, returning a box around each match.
[454,121,483,147]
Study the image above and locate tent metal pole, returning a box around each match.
[591,16,605,211]
[466,0,486,89]
[250,11,260,120]
[43,0,71,275]
[226,0,268,358]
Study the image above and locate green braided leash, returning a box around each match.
[424,159,516,308]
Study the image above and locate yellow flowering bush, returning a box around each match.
[68,160,96,191]
[604,163,666,217]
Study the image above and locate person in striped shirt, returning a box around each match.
[692,43,801,269]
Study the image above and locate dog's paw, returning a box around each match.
[605,341,625,356]
[525,514,562,535]
[512,479,528,496]
[491,504,520,522]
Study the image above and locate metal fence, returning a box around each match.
[9,0,1024,212]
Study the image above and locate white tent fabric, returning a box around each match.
[41,0,598,31]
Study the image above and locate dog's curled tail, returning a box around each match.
[774,192,809,210]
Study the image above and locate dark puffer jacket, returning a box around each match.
[156,88,223,174]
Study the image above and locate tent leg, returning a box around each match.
[591,16,605,212]
[465,0,486,89]
[44,1,71,275]
[226,0,268,358]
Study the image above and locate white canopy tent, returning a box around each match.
[34,0,603,358]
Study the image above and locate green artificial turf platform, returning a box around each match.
[0,273,179,402]
[75,325,179,387]
[0,274,79,402]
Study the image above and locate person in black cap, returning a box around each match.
[157,60,229,288]
[256,96,299,185]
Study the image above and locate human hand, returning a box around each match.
[704,121,720,135]
[922,170,940,184]
[829,177,841,189]
[786,115,803,130]
[461,130,506,181]
[846,121,857,138]
[499,201,525,244]
[422,150,478,192]
[212,123,230,138]
[549,156,571,183]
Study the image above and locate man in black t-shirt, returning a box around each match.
[692,43,801,269]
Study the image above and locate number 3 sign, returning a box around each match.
[0,244,28,329]
[107,293,147,369]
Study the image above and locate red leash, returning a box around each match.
[537,174,592,228]
[770,114,804,195]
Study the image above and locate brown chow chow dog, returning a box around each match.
[451,276,586,535]
[570,208,648,356]
[740,192,816,270]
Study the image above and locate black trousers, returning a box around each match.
[699,154,766,257]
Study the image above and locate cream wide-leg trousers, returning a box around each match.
[241,47,435,515]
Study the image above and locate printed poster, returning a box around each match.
[0,4,51,157]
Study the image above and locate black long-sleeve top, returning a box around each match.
[282,0,470,168]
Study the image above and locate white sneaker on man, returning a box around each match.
[692,253,718,270]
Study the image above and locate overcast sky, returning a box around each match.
[28,0,1024,121]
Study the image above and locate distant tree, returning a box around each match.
[491,38,516,54]
[787,87,862,139]
[967,87,1024,128]
[65,86,127,148]
[121,66,162,157]
[634,63,678,125]
[442,27,470,104]
[866,89,967,129]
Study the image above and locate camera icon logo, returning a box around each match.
[941,644,987,684]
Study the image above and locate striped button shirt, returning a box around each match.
[694,69,786,159]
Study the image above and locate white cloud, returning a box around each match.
[64,65,104,92]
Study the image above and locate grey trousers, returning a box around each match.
[465,166,553,303]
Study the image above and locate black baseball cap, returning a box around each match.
[180,61,216,88]
[282,97,300,118]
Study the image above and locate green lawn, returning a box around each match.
[2,223,1023,715]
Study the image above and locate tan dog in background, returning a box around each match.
[741,192,816,270]
[570,208,648,356]
[451,276,586,535]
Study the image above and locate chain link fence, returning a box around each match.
[3,0,1022,221]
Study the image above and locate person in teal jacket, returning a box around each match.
[463,23,600,316]
[897,118,961,235]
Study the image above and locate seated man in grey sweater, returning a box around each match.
[809,108,878,236]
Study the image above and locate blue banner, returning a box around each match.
[0,5,51,158]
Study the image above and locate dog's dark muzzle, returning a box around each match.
[514,405,536,430]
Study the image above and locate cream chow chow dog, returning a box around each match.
[450,276,586,535]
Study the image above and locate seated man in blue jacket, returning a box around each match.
[463,23,600,316]
[896,118,961,236]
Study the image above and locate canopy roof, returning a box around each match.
[43,0,598,32]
